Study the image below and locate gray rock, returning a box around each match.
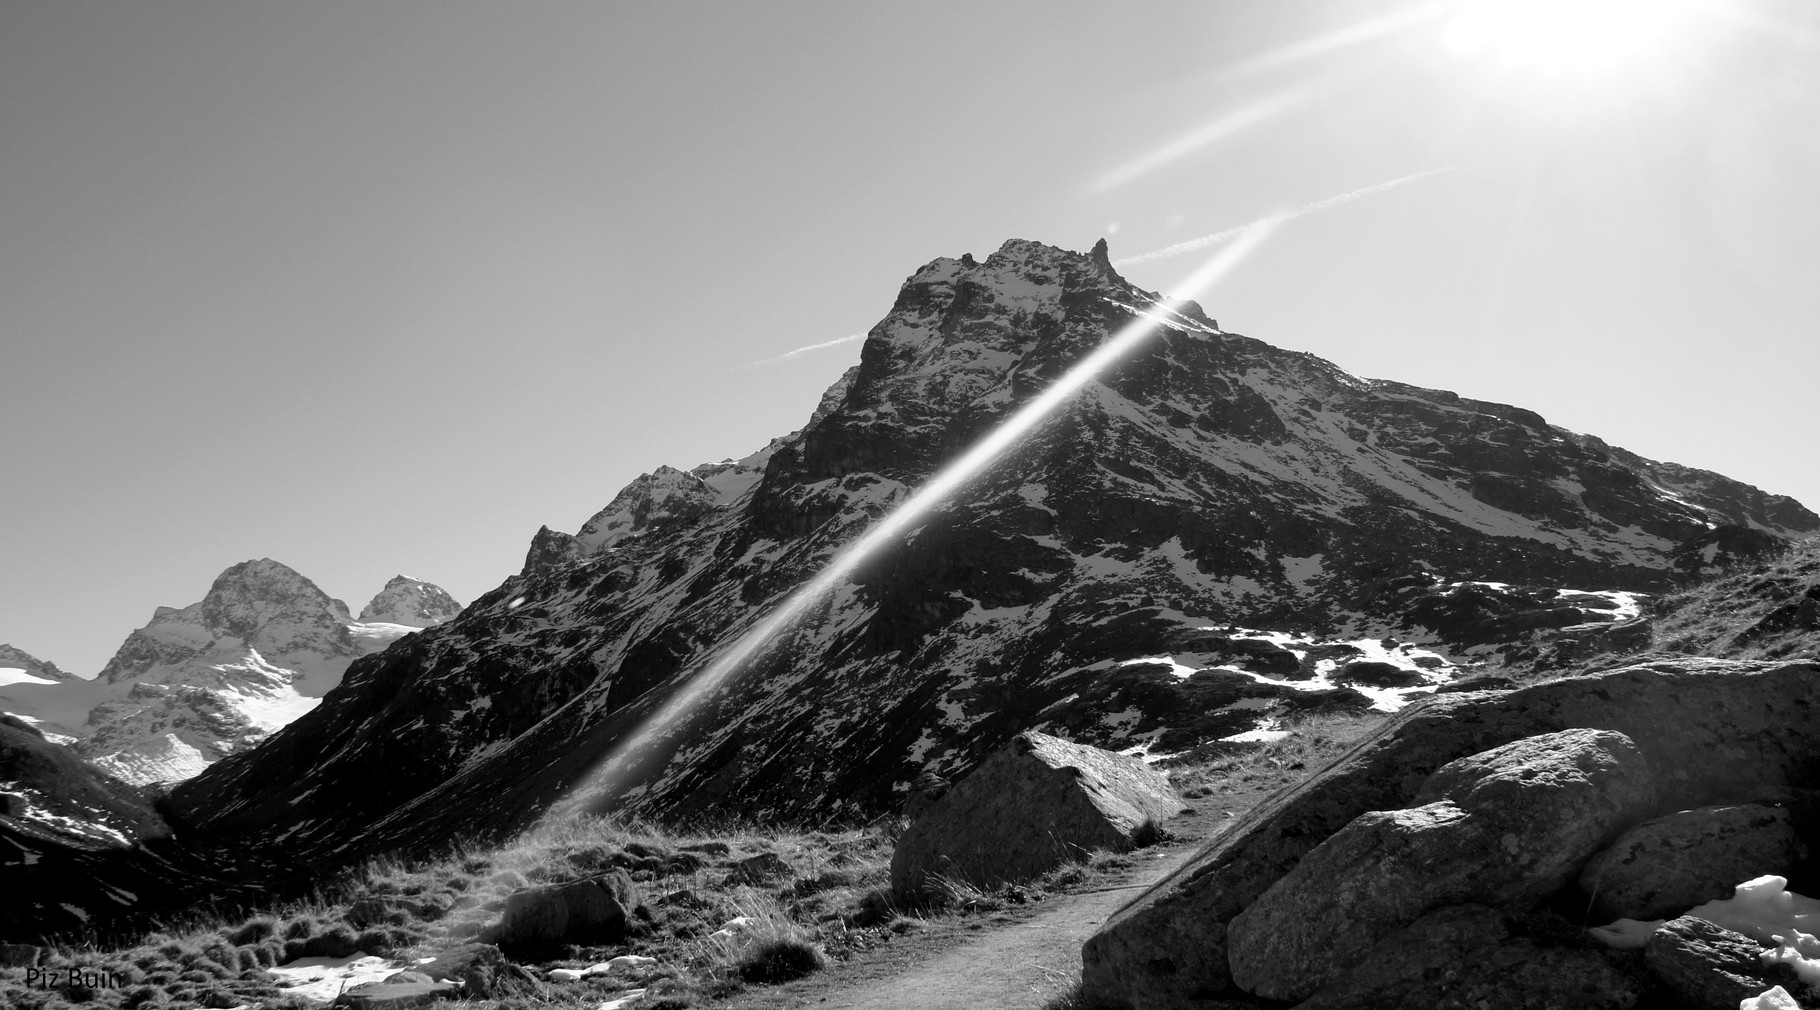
[1298,904,1643,1010]
[890,730,1184,896]
[1080,659,1820,1010]
[1643,914,1806,1009]
[482,870,641,953]
[1226,729,1656,1001]
[414,942,528,1000]
[1580,805,1808,921]
[330,978,463,1009]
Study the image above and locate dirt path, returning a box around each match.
[816,850,1193,1010]
[721,797,1256,1010]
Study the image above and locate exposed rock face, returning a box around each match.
[357,576,462,628]
[1226,728,1656,1000]
[1297,904,1643,1010]
[889,731,1183,895]
[156,241,1814,890]
[1080,658,1820,1009]
[1580,805,1810,922]
[1643,914,1807,1009]
[483,871,642,955]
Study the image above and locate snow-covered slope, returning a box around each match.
[169,238,1817,870]
[0,562,461,786]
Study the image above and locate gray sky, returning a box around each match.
[4,0,1816,676]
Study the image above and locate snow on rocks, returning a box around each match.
[547,954,658,982]
[267,954,402,1003]
[597,990,647,1010]
[1744,987,1803,1010]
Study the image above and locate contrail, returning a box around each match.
[1222,5,1442,77]
[1112,166,1457,267]
[736,333,865,370]
[1089,91,1306,194]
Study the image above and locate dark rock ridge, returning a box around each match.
[161,239,1815,884]
[1079,657,1820,1008]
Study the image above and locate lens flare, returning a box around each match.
[540,222,1281,823]
[1089,92,1306,194]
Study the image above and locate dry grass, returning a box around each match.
[1163,708,1391,801]
[0,816,901,1009]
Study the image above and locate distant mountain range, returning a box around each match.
[0,563,459,784]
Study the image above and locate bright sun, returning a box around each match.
[1441,0,1698,77]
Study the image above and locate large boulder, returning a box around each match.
[1080,659,1820,1010]
[1579,804,1809,922]
[481,870,642,954]
[889,730,1184,896]
[414,943,531,999]
[1225,729,1656,1000]
[1644,914,1807,1009]
[1297,904,1643,1010]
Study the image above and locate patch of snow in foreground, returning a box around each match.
[1221,719,1289,745]
[1591,874,1820,992]
[1743,986,1801,1010]
[267,955,407,1003]
[1116,656,1199,679]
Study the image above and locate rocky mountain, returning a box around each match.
[1,563,461,940]
[357,575,464,628]
[0,561,462,786]
[162,238,1816,877]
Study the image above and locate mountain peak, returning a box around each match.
[357,576,462,628]
[167,237,1819,876]
[0,644,72,684]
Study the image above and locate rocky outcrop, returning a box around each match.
[1080,658,1820,1009]
[889,731,1183,896]
[1226,729,1656,1000]
[482,871,643,955]
[1297,904,1642,1010]
[1643,914,1807,1009]
[1579,805,1810,921]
